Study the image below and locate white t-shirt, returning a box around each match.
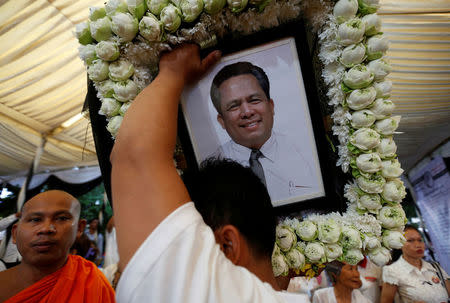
[312,287,371,303]
[382,256,449,303]
[116,202,310,303]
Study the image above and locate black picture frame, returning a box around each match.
[178,20,342,215]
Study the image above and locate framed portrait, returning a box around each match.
[179,24,338,210]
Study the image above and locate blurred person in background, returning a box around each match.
[358,256,382,303]
[381,225,450,303]
[85,218,104,265]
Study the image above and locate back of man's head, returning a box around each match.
[183,158,275,259]
[210,62,270,114]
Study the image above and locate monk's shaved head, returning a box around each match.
[21,190,81,220]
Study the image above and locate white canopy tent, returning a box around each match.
[0,0,449,185]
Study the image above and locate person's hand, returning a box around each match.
[159,44,221,85]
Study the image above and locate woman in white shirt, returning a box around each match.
[313,261,372,303]
[381,225,450,303]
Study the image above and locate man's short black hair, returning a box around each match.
[210,62,270,115]
[183,158,276,258]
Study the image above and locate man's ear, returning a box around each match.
[77,219,87,239]
[214,225,242,265]
[217,114,226,130]
[11,223,18,244]
[269,99,274,115]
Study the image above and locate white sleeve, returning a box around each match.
[382,265,399,286]
[0,214,17,231]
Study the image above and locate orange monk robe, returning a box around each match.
[5,255,116,303]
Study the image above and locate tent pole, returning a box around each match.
[16,134,48,210]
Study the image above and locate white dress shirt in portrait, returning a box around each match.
[213,132,323,205]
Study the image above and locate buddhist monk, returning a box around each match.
[0,190,115,303]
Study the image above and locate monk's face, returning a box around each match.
[12,190,83,267]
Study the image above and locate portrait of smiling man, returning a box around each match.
[209,60,318,204]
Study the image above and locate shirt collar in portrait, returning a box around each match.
[228,132,277,163]
[398,256,434,275]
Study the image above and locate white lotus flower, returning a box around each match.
[111,13,139,42]
[346,86,376,110]
[370,98,395,119]
[113,79,139,102]
[337,18,365,46]
[367,58,392,81]
[356,174,385,194]
[276,225,297,252]
[272,245,289,276]
[333,0,358,23]
[343,64,374,89]
[147,0,169,15]
[342,248,364,265]
[378,206,406,229]
[382,229,406,249]
[100,98,121,117]
[227,0,248,13]
[381,159,404,179]
[90,17,113,42]
[96,79,116,98]
[139,14,165,42]
[382,178,406,203]
[285,246,306,269]
[351,110,376,129]
[160,4,182,33]
[119,102,132,116]
[105,0,129,17]
[357,193,382,213]
[340,43,366,68]
[95,41,120,62]
[107,115,123,137]
[340,226,362,250]
[88,59,110,81]
[366,34,389,61]
[128,0,147,19]
[368,246,391,266]
[361,13,381,36]
[89,7,107,21]
[109,59,135,81]
[295,221,318,241]
[78,44,97,65]
[318,219,341,244]
[304,242,326,262]
[356,153,382,173]
[75,22,93,45]
[180,0,204,22]
[374,116,401,136]
[324,243,343,262]
[350,128,380,151]
[363,234,381,250]
[377,137,397,159]
[358,0,379,15]
[373,80,392,99]
[204,0,227,14]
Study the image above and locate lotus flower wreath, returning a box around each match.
[76,0,407,278]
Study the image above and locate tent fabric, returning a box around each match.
[0,0,449,180]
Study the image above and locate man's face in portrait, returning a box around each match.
[217,74,274,150]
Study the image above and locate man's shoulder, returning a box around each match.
[0,266,21,302]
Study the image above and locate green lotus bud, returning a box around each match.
[97,79,116,98]
[374,115,401,136]
[119,102,132,116]
[356,174,385,194]
[337,18,365,46]
[343,64,374,89]
[139,14,165,42]
[107,115,123,137]
[111,12,139,42]
[180,0,204,22]
[113,79,139,102]
[95,41,120,61]
[366,34,389,61]
[304,242,326,263]
[89,7,107,21]
[109,59,135,81]
[350,109,376,129]
[333,0,358,24]
[204,0,226,14]
[324,243,343,262]
[382,179,406,203]
[346,86,377,110]
[373,80,392,99]
[377,137,397,159]
[100,98,121,117]
[356,153,382,173]
[106,0,129,17]
[78,44,97,65]
[362,13,381,36]
[128,0,148,19]
[358,0,379,15]
[381,159,403,179]
[350,128,380,151]
[340,43,366,68]
[318,219,341,244]
[368,246,391,266]
[160,4,182,33]
[367,58,392,81]
[357,193,382,213]
[90,17,113,42]
[370,98,395,119]
[379,206,406,229]
[147,0,170,15]
[340,226,362,250]
[75,22,93,45]
[227,0,248,13]
[88,59,110,81]
[342,248,364,265]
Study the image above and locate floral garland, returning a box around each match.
[76,0,407,278]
